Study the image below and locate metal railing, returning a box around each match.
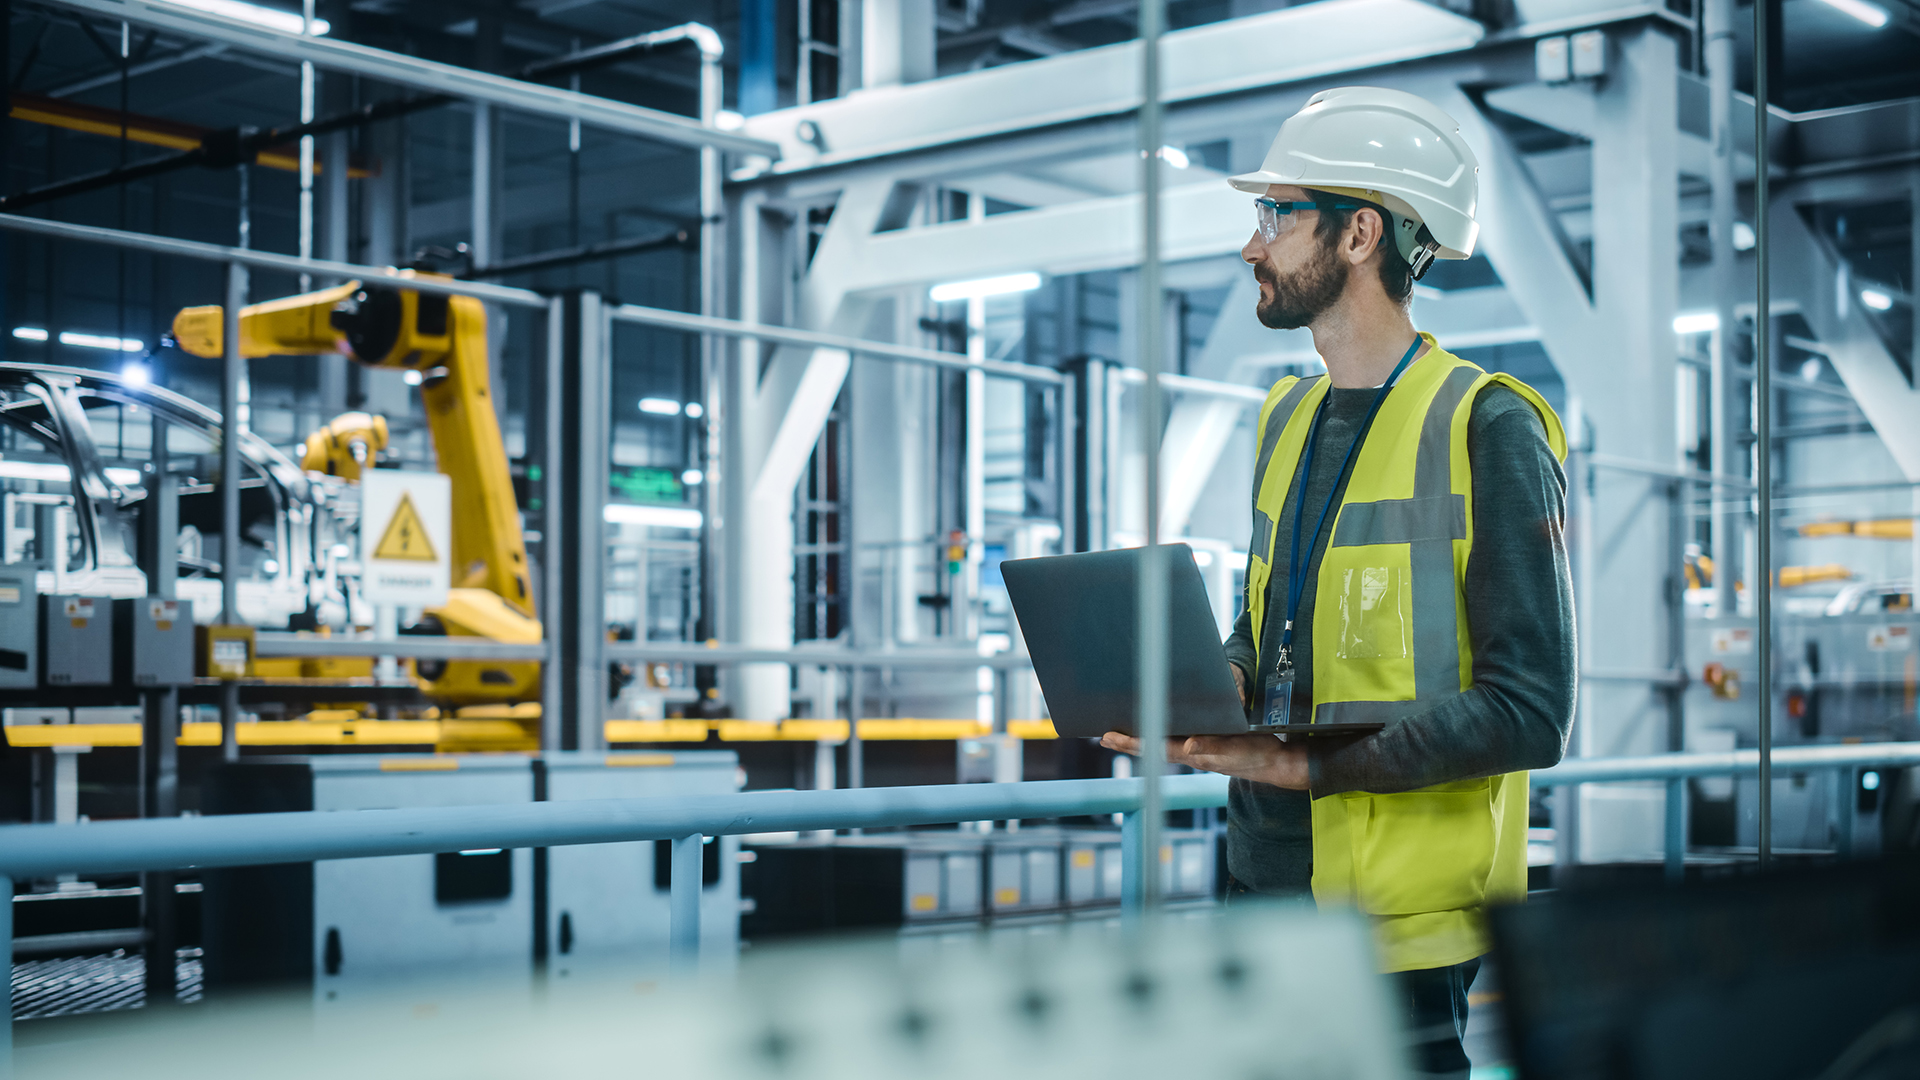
[4,741,1919,1069]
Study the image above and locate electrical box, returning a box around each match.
[542,751,743,985]
[1569,30,1607,79]
[197,624,254,679]
[1535,36,1571,83]
[0,567,36,689]
[41,594,112,686]
[114,597,194,687]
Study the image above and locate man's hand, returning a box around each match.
[1100,730,1309,790]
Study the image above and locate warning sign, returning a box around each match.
[373,493,439,562]
[361,470,451,607]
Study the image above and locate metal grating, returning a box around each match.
[10,948,203,1021]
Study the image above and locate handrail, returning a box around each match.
[0,774,1227,880]
[1533,742,1920,785]
[4,741,1913,883]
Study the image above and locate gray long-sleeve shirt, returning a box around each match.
[1221,380,1576,896]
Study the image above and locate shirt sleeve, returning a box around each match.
[1306,386,1576,795]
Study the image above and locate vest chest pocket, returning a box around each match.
[1345,778,1497,916]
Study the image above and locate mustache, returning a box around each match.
[1252,260,1279,288]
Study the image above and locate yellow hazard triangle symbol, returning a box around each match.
[373,492,439,562]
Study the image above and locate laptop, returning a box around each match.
[1001,544,1384,739]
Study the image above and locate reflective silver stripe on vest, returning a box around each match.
[1249,376,1322,569]
[1314,699,1418,726]
[1330,494,1466,546]
[1410,366,1480,702]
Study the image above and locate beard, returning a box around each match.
[1253,235,1348,330]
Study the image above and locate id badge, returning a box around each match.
[1260,658,1295,729]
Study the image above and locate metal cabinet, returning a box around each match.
[543,750,741,980]
[202,754,537,1003]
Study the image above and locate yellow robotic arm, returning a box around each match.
[174,275,541,705]
[301,412,389,482]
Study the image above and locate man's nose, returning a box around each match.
[1242,232,1263,264]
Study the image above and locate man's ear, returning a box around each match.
[1345,207,1387,266]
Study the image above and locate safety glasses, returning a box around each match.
[1253,196,1362,244]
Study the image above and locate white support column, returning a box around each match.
[724,181,893,719]
[860,0,934,89]
[1707,0,1743,619]
[1574,26,1681,862]
[1440,28,1680,864]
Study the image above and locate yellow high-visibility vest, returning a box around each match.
[1245,334,1567,972]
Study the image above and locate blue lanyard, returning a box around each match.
[1280,337,1423,656]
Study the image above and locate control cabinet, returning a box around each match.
[114,597,194,687]
[40,594,111,686]
[0,567,36,689]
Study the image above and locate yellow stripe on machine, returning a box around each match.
[380,757,460,771]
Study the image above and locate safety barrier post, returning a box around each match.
[1664,777,1685,883]
[1119,810,1143,925]
[669,833,703,972]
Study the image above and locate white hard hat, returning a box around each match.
[1229,86,1480,277]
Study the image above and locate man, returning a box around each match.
[1102,87,1576,1078]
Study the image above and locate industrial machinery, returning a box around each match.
[1682,583,1918,856]
[173,274,541,710]
[0,362,322,619]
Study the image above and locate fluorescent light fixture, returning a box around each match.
[929,272,1043,304]
[12,327,47,342]
[170,0,331,34]
[0,460,143,486]
[1157,145,1190,169]
[1860,288,1894,311]
[1731,221,1756,251]
[604,504,704,530]
[714,110,746,131]
[457,848,503,856]
[681,468,705,486]
[684,401,704,419]
[0,460,73,483]
[1800,357,1824,381]
[59,331,143,352]
[1815,0,1890,27]
[1673,311,1720,334]
[639,397,682,415]
[121,362,152,388]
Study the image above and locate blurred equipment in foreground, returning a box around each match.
[1492,858,1920,1080]
[18,907,1408,1080]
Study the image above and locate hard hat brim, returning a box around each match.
[1227,170,1286,194]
